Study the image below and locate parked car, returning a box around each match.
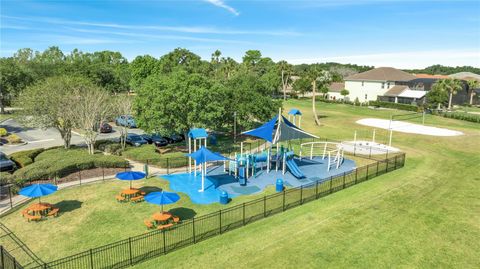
[125,134,148,147]
[0,152,16,172]
[99,122,113,133]
[141,134,169,146]
[115,115,137,128]
[160,133,185,144]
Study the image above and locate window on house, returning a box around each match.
[365,94,368,100]
[387,82,390,88]
[381,83,385,89]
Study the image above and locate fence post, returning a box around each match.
[8,186,13,209]
[315,180,319,199]
[167,158,170,175]
[242,203,246,225]
[1,246,4,269]
[376,161,379,176]
[79,170,82,185]
[385,159,389,172]
[355,169,358,184]
[13,257,16,269]
[282,191,286,211]
[219,210,222,234]
[128,237,133,265]
[102,167,105,181]
[300,185,303,205]
[394,155,398,170]
[329,176,333,193]
[163,231,167,254]
[89,249,94,269]
[342,172,346,189]
[263,196,266,217]
[366,165,369,180]
[192,218,196,243]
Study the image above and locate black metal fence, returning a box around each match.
[0,164,130,212]
[0,245,24,269]
[22,153,405,269]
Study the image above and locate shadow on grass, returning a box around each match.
[55,200,82,213]
[169,207,197,220]
[139,186,163,194]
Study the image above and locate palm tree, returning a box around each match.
[306,67,331,125]
[278,60,293,101]
[467,79,479,105]
[434,78,463,110]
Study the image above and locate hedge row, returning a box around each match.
[121,145,187,168]
[436,111,480,123]
[369,101,421,112]
[9,148,45,168]
[10,147,128,185]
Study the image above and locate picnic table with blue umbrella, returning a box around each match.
[144,191,181,228]
[115,171,146,202]
[19,183,60,221]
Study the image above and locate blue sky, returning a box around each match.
[1,0,479,68]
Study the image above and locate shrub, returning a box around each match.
[433,111,480,123]
[6,134,22,144]
[369,101,420,112]
[105,144,123,155]
[12,148,128,184]
[0,172,14,185]
[122,145,186,168]
[10,148,45,168]
[0,128,7,137]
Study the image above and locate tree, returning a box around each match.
[278,60,293,100]
[427,83,449,109]
[433,78,463,109]
[242,50,262,70]
[467,79,479,105]
[340,89,349,101]
[305,68,332,125]
[113,95,133,150]
[220,57,237,79]
[0,58,33,113]
[292,77,310,97]
[320,85,329,99]
[16,76,85,149]
[211,50,222,79]
[129,55,158,90]
[72,84,113,154]
[157,48,206,74]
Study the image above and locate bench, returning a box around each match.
[116,195,126,202]
[139,191,146,196]
[172,216,180,223]
[47,208,59,217]
[21,209,29,217]
[157,223,173,230]
[144,219,154,229]
[26,214,41,222]
[131,196,144,203]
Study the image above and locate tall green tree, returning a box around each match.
[433,78,463,109]
[129,55,158,90]
[0,58,33,113]
[242,50,262,70]
[278,60,293,100]
[467,79,479,105]
[16,76,90,149]
[427,82,449,109]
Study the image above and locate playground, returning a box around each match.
[162,109,358,204]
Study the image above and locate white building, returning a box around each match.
[342,67,419,103]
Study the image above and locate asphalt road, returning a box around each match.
[0,119,144,155]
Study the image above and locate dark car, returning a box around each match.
[141,134,169,147]
[99,122,113,133]
[125,134,148,147]
[0,152,16,172]
[169,134,184,143]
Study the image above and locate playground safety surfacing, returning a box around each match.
[160,157,356,204]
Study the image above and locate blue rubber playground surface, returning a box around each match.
[160,156,356,204]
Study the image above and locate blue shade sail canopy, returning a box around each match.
[145,191,180,212]
[288,109,302,115]
[116,171,146,181]
[188,128,208,139]
[19,183,58,198]
[241,114,317,144]
[186,146,230,165]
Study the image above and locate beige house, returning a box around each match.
[342,67,419,103]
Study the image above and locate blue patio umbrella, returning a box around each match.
[19,183,58,203]
[116,171,146,189]
[145,191,180,212]
[186,146,231,192]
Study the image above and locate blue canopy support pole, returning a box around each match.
[188,137,192,173]
[194,139,197,176]
[299,115,302,128]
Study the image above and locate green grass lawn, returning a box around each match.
[1,100,479,268]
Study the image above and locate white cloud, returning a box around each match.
[204,0,240,16]
[286,49,480,69]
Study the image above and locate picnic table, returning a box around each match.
[152,212,172,223]
[116,188,145,203]
[22,202,59,221]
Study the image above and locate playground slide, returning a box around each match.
[286,159,305,179]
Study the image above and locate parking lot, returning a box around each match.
[0,119,144,155]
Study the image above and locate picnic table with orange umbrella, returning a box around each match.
[145,191,180,225]
[116,171,146,201]
[19,183,59,221]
